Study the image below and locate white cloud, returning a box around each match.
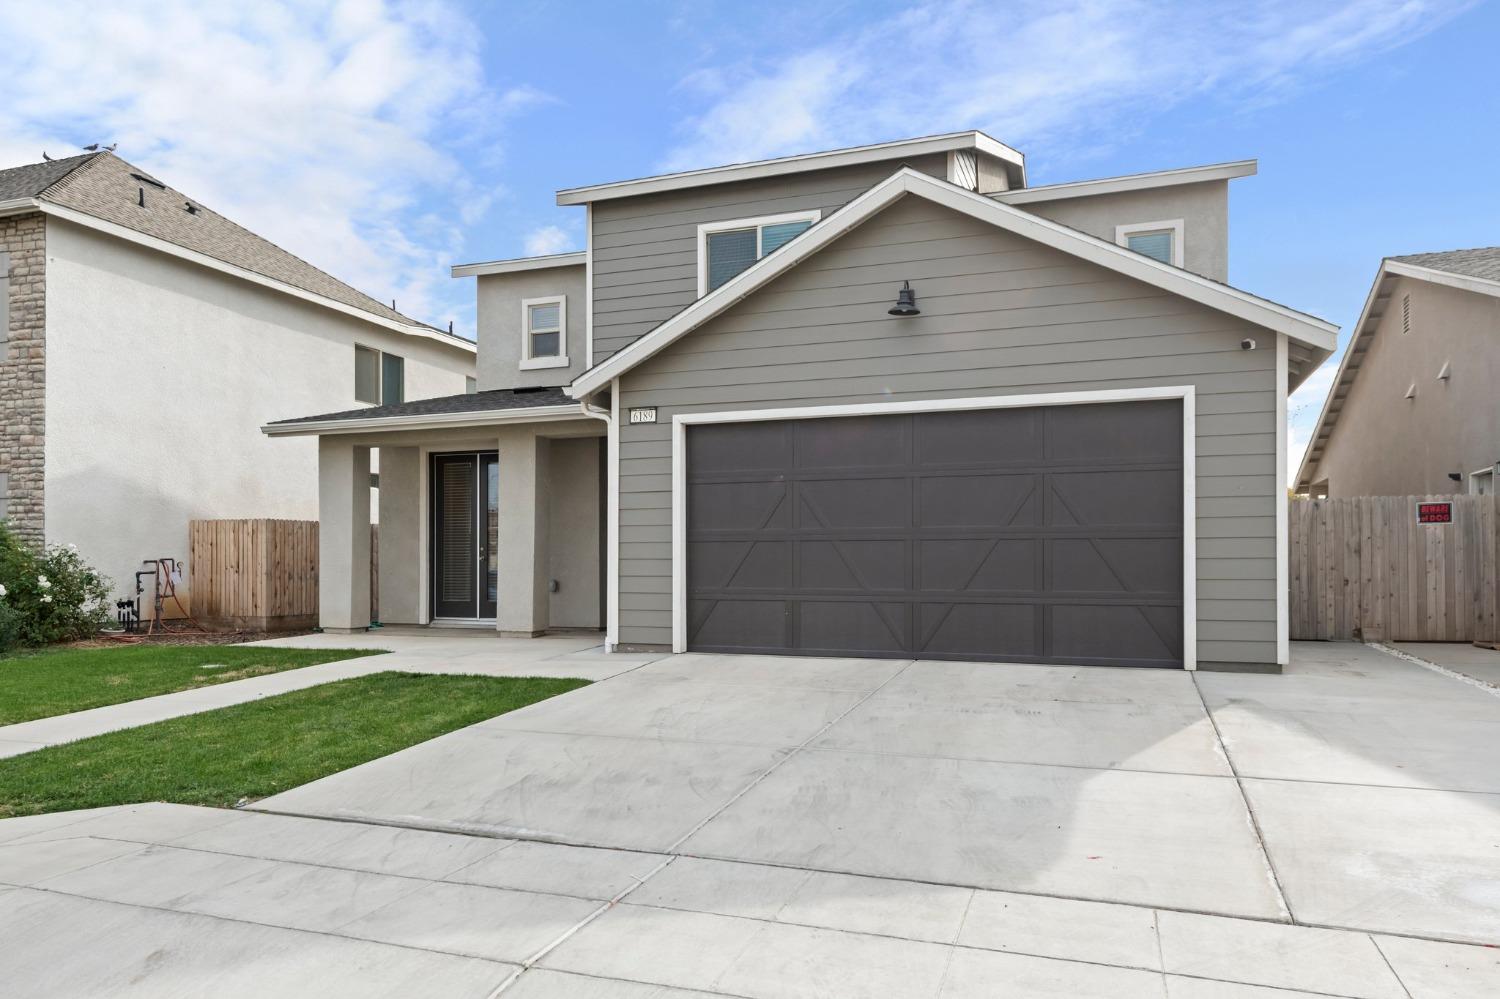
[524,224,577,257]
[663,0,1474,172]
[0,0,537,326]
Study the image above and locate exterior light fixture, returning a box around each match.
[1448,472,1463,482]
[888,281,920,316]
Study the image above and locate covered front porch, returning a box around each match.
[264,388,606,637]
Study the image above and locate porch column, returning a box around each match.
[318,437,371,633]
[494,430,550,636]
[377,446,422,625]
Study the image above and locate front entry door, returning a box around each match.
[431,453,499,620]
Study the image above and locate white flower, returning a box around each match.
[37,575,50,589]
[67,543,77,551]
[0,583,6,597]
[40,593,52,604]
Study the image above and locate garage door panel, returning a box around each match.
[689,540,792,590]
[800,539,908,591]
[918,538,1038,592]
[1046,400,1182,462]
[686,400,1184,667]
[799,600,909,654]
[795,415,910,469]
[689,480,790,531]
[919,473,1039,528]
[690,598,789,651]
[798,478,911,529]
[687,422,790,473]
[919,602,1039,660]
[1049,604,1182,664]
[1049,538,1182,595]
[1049,469,1182,527]
[914,409,1043,466]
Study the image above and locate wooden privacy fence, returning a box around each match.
[1289,496,1500,643]
[189,519,379,631]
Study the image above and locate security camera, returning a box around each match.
[1240,338,1257,351]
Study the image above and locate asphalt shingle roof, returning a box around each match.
[1390,246,1500,284]
[269,387,574,426]
[0,151,468,342]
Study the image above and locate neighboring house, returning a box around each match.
[1296,248,1500,497]
[267,131,1336,672]
[0,152,476,610]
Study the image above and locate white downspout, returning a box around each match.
[577,390,615,651]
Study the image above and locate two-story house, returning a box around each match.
[267,131,1337,672]
[0,151,476,610]
[1295,247,1500,497]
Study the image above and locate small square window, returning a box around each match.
[520,296,568,369]
[381,352,404,405]
[1116,219,1184,268]
[354,345,380,403]
[1126,230,1174,263]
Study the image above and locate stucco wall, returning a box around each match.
[547,436,602,628]
[1021,180,1230,282]
[0,213,46,544]
[1309,275,1500,496]
[475,264,587,391]
[43,217,476,603]
[615,193,1282,667]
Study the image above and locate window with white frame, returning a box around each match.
[698,211,821,295]
[521,295,568,369]
[354,344,404,404]
[1115,219,1184,268]
[1471,467,1495,496]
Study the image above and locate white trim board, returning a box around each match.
[993,160,1256,205]
[606,379,621,651]
[1275,332,1289,667]
[556,131,1026,205]
[520,294,569,369]
[569,167,1336,397]
[670,385,1199,669]
[451,252,586,278]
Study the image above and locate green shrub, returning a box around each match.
[0,522,112,651]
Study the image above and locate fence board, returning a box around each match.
[1289,495,1498,642]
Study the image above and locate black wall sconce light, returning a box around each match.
[888,280,920,316]
[1448,472,1463,482]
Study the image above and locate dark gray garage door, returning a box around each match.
[686,400,1184,667]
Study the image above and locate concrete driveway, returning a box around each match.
[2,641,1498,997]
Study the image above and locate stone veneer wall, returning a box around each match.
[0,213,45,545]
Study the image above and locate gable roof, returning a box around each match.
[555,131,1025,206]
[568,167,1338,398]
[0,152,473,352]
[1295,251,1500,491]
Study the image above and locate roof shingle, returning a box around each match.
[268,387,574,426]
[1390,246,1500,284]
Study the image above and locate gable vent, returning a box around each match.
[1401,293,1411,335]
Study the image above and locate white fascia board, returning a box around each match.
[262,404,581,437]
[0,197,41,217]
[37,202,475,355]
[451,251,587,278]
[570,167,1337,398]
[1383,259,1500,300]
[555,131,1024,206]
[994,160,1257,205]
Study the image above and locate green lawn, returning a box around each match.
[0,672,589,818]
[0,645,384,725]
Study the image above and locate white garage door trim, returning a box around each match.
[671,385,1199,669]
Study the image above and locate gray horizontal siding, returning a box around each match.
[591,154,948,362]
[615,194,1281,664]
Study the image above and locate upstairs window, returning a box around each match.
[465,376,477,394]
[355,344,404,405]
[521,295,568,369]
[382,352,405,405]
[1115,219,1184,268]
[698,211,821,295]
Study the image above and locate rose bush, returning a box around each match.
[0,522,112,651]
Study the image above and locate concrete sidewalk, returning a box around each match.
[1394,641,1500,687]
[3,802,1495,998]
[0,630,656,759]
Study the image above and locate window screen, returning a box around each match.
[706,228,758,292]
[1126,231,1173,264]
[528,302,562,358]
[355,345,380,403]
[382,352,404,405]
[760,219,813,255]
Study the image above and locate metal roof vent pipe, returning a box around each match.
[888,280,920,316]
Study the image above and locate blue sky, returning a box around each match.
[0,0,1495,481]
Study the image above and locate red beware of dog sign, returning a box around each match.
[1416,501,1454,525]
